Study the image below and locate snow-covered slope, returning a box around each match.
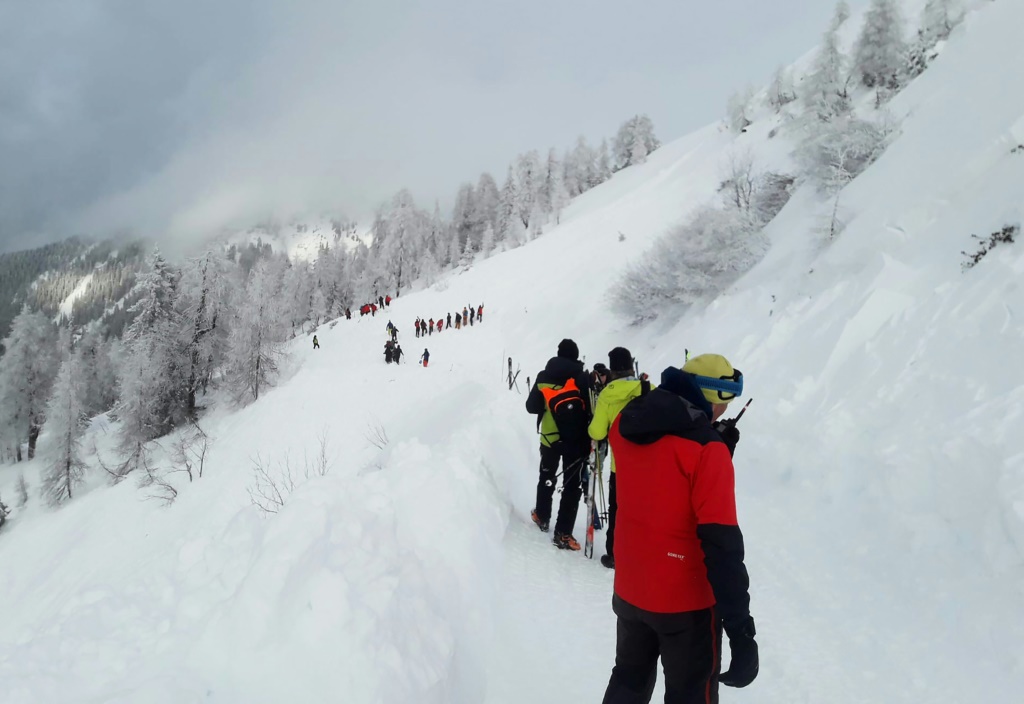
[3,1,1024,702]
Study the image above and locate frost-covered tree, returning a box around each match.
[614,116,660,169]
[78,331,119,416]
[566,137,597,194]
[612,206,768,323]
[42,353,88,506]
[496,166,518,243]
[125,248,177,343]
[228,260,288,403]
[596,139,613,182]
[853,0,908,101]
[176,252,230,417]
[802,2,852,122]
[767,66,797,111]
[0,492,8,531]
[114,248,186,470]
[473,173,500,237]
[798,115,891,238]
[479,223,496,258]
[908,0,963,76]
[452,183,477,251]
[726,89,755,134]
[515,150,542,229]
[0,307,60,460]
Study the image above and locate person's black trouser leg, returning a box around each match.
[602,596,659,704]
[553,442,588,536]
[603,595,721,704]
[606,470,617,557]
[534,444,560,523]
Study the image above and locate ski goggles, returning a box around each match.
[693,368,743,401]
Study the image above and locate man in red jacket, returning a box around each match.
[602,353,757,704]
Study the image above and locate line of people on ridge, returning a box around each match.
[358,293,393,317]
[526,339,758,703]
[413,303,484,337]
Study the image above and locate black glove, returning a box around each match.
[720,618,758,688]
[712,420,740,457]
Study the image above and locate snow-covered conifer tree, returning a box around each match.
[515,150,542,229]
[803,2,853,122]
[853,0,908,101]
[496,166,518,242]
[473,173,500,237]
[42,353,88,506]
[596,140,613,183]
[176,252,230,417]
[227,260,288,403]
[480,223,496,258]
[0,307,60,460]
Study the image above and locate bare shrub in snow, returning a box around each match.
[0,493,9,532]
[719,152,795,224]
[248,430,334,515]
[612,206,769,323]
[171,421,211,482]
[961,225,1019,271]
[365,420,390,451]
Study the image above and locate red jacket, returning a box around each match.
[609,372,750,624]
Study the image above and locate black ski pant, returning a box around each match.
[606,470,617,558]
[535,441,589,536]
[602,596,721,704]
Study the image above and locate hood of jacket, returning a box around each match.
[542,356,585,385]
[616,367,712,445]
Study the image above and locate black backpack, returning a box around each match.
[540,378,589,443]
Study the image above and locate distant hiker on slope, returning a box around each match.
[384,340,394,364]
[455,312,462,330]
[601,353,757,703]
[588,348,645,570]
[394,344,403,364]
[312,335,320,349]
[429,318,435,336]
[477,303,484,323]
[385,294,391,307]
[420,348,430,367]
[446,313,452,329]
[469,305,475,326]
[525,339,593,551]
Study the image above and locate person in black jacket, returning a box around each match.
[525,339,593,550]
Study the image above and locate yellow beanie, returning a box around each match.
[682,353,741,404]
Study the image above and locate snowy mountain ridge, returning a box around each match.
[2,1,1023,702]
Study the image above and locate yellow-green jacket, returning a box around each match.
[588,377,645,472]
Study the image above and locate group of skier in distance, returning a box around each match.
[527,339,758,702]
[377,303,484,367]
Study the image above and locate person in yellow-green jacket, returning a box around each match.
[589,347,648,569]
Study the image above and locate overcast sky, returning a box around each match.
[0,0,853,254]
